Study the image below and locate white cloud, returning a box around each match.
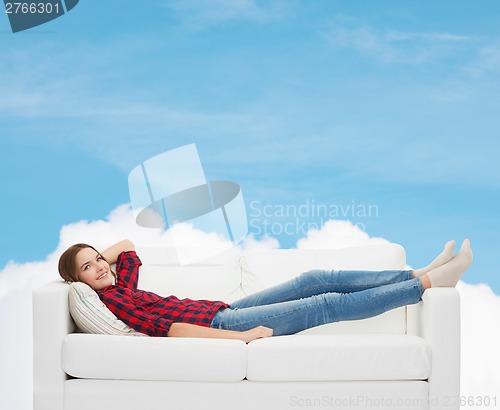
[0,206,498,410]
[457,281,500,402]
[239,232,281,250]
[57,203,257,265]
[296,219,389,249]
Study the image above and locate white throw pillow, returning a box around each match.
[68,282,147,336]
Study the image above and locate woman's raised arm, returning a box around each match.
[101,239,135,265]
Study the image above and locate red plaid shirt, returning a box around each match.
[98,251,229,337]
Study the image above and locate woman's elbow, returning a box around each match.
[166,322,181,337]
[123,239,135,251]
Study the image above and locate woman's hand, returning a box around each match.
[101,239,135,265]
[239,325,273,343]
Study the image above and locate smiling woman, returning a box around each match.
[58,239,135,292]
[75,247,113,291]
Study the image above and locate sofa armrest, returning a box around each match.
[407,288,460,410]
[33,280,75,410]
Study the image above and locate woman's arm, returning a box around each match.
[101,239,135,265]
[167,323,273,343]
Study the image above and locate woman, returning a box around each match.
[58,238,472,343]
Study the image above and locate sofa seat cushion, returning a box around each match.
[62,334,247,382]
[247,334,431,381]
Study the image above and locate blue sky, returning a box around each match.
[1,0,499,292]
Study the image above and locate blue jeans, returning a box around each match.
[210,269,424,336]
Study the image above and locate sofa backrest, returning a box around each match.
[240,244,406,295]
[137,243,409,334]
[137,246,244,302]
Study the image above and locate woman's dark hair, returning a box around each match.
[58,243,116,283]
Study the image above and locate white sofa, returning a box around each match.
[33,244,460,410]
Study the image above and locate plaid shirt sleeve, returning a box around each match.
[100,290,173,337]
[115,250,141,289]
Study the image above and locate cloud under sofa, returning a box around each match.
[33,243,460,410]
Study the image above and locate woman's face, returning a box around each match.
[74,247,113,292]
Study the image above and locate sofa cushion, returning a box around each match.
[62,333,431,382]
[240,244,407,294]
[62,334,247,382]
[247,334,431,381]
[68,282,146,336]
[137,246,243,303]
